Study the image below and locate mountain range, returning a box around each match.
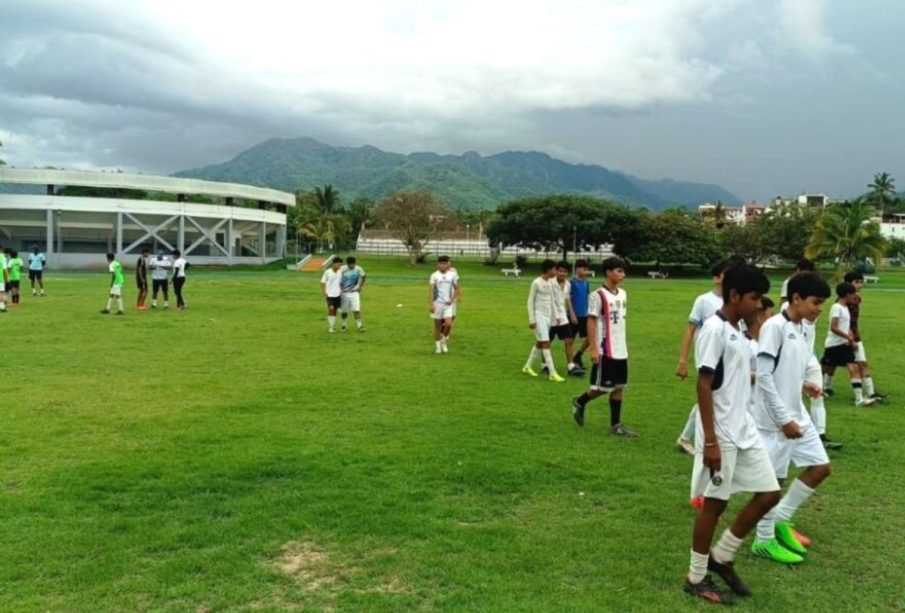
[174,138,739,210]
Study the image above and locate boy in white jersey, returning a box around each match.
[821,282,875,406]
[682,264,779,604]
[675,259,731,454]
[320,257,343,332]
[523,259,564,382]
[546,261,580,375]
[571,257,636,436]
[751,272,832,564]
[149,251,171,308]
[339,256,366,332]
[779,258,815,304]
[429,255,460,353]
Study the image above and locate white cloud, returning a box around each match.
[777,0,854,59]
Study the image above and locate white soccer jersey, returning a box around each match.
[527,276,557,324]
[589,286,628,359]
[688,290,722,327]
[754,312,813,431]
[824,302,851,348]
[320,268,342,297]
[150,256,171,280]
[430,269,459,304]
[695,313,761,450]
[553,279,570,324]
[173,257,187,278]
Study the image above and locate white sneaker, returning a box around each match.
[856,398,877,407]
[676,437,695,455]
[328,328,335,333]
[441,340,448,353]
[435,345,442,354]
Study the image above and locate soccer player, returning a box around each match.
[172,250,188,311]
[682,264,778,604]
[339,256,366,332]
[101,252,125,315]
[779,258,815,304]
[823,272,886,403]
[570,257,635,435]
[675,259,730,454]
[821,282,875,407]
[751,271,832,564]
[7,250,23,305]
[429,255,460,353]
[320,256,343,332]
[135,248,150,310]
[149,250,172,308]
[569,259,591,373]
[523,259,564,382]
[0,245,8,313]
[27,245,47,296]
[549,261,579,374]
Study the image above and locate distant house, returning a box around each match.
[698,201,767,226]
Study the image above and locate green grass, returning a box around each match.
[2,260,904,611]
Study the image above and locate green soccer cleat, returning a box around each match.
[522,366,538,377]
[751,539,804,565]
[775,521,807,555]
[549,373,566,383]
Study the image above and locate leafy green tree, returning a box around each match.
[347,197,375,238]
[486,195,641,260]
[806,199,887,278]
[754,203,820,262]
[375,189,451,264]
[718,223,765,263]
[314,184,342,214]
[867,172,897,218]
[299,212,350,253]
[622,211,720,267]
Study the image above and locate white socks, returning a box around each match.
[864,376,875,397]
[711,528,743,565]
[852,379,864,403]
[105,298,112,310]
[810,396,827,435]
[823,373,833,390]
[756,512,775,543]
[775,479,815,522]
[541,349,557,375]
[681,406,697,440]
[328,315,336,330]
[117,298,123,312]
[356,319,363,329]
[688,550,708,584]
[525,347,540,368]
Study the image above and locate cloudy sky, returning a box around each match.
[1,0,902,200]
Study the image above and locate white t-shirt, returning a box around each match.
[754,312,813,431]
[824,302,851,348]
[588,286,628,360]
[150,256,172,280]
[695,313,761,451]
[173,257,187,278]
[553,279,570,324]
[430,269,459,304]
[527,276,557,324]
[689,290,722,327]
[321,268,342,297]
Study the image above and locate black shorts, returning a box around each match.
[28,270,43,281]
[136,277,148,291]
[572,316,588,339]
[549,324,572,341]
[589,357,628,390]
[152,279,169,293]
[9,280,20,289]
[822,344,855,368]
[326,296,341,309]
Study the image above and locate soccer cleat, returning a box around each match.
[610,424,638,438]
[775,522,807,555]
[358,327,366,333]
[707,556,752,597]
[676,437,695,455]
[328,328,335,333]
[116,311,124,316]
[856,397,878,407]
[522,366,538,377]
[820,434,843,451]
[751,539,804,564]
[574,355,586,370]
[568,366,586,377]
[823,388,835,398]
[100,309,110,314]
[571,396,585,427]
[441,341,448,353]
[870,392,888,403]
[792,529,811,549]
[549,373,566,383]
[683,575,736,606]
[541,365,550,375]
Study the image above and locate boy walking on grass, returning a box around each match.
[339,256,366,332]
[571,257,635,436]
[523,259,564,382]
[27,246,46,296]
[429,255,460,353]
[683,264,778,605]
[569,259,591,373]
[821,282,876,407]
[751,272,832,564]
[0,246,8,313]
[545,261,578,375]
[320,256,343,332]
[101,253,125,315]
[7,250,23,305]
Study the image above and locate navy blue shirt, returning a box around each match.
[570,277,590,317]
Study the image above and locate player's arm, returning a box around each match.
[357,273,366,292]
[756,352,801,439]
[803,355,823,398]
[428,281,435,312]
[696,370,721,471]
[587,314,599,363]
[452,280,461,304]
[676,322,697,379]
[527,281,537,327]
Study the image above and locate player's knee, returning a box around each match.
[761,490,781,509]
[816,463,832,480]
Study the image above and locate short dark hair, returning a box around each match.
[141,247,150,254]
[843,271,864,283]
[761,296,775,309]
[787,271,831,302]
[437,255,450,263]
[575,259,589,269]
[796,258,815,272]
[346,256,356,265]
[721,264,770,302]
[555,260,569,270]
[710,259,731,277]
[836,282,856,298]
[332,256,343,264]
[10,250,17,258]
[173,250,181,257]
[602,256,626,273]
[106,252,115,261]
[540,259,556,273]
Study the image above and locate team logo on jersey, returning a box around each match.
[730,334,738,340]
[788,333,796,339]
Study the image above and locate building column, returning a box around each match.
[259,221,266,264]
[178,215,185,252]
[276,224,286,258]
[226,217,233,266]
[116,211,123,255]
[46,209,54,259]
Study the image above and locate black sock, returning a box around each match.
[609,397,622,427]
[575,350,584,361]
[577,392,592,407]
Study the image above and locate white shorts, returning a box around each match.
[533,314,551,342]
[341,292,361,313]
[759,425,829,480]
[854,341,867,363]
[691,445,779,501]
[0,282,5,292]
[110,284,123,297]
[432,302,455,320]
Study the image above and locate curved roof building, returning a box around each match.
[0,168,293,268]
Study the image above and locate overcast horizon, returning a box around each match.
[2,0,903,203]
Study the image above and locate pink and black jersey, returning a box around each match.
[588,286,628,359]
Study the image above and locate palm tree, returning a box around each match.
[806,199,887,278]
[867,172,896,219]
[299,213,350,253]
[313,184,341,214]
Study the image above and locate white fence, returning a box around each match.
[355,236,613,261]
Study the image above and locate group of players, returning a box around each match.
[0,245,48,313]
[319,256,368,333]
[101,249,189,314]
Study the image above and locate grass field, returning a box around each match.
[2,258,904,611]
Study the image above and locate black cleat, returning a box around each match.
[683,575,736,605]
[574,355,585,370]
[823,388,835,398]
[610,423,638,438]
[100,309,110,314]
[820,434,844,450]
[571,396,585,427]
[870,392,888,403]
[708,556,751,597]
